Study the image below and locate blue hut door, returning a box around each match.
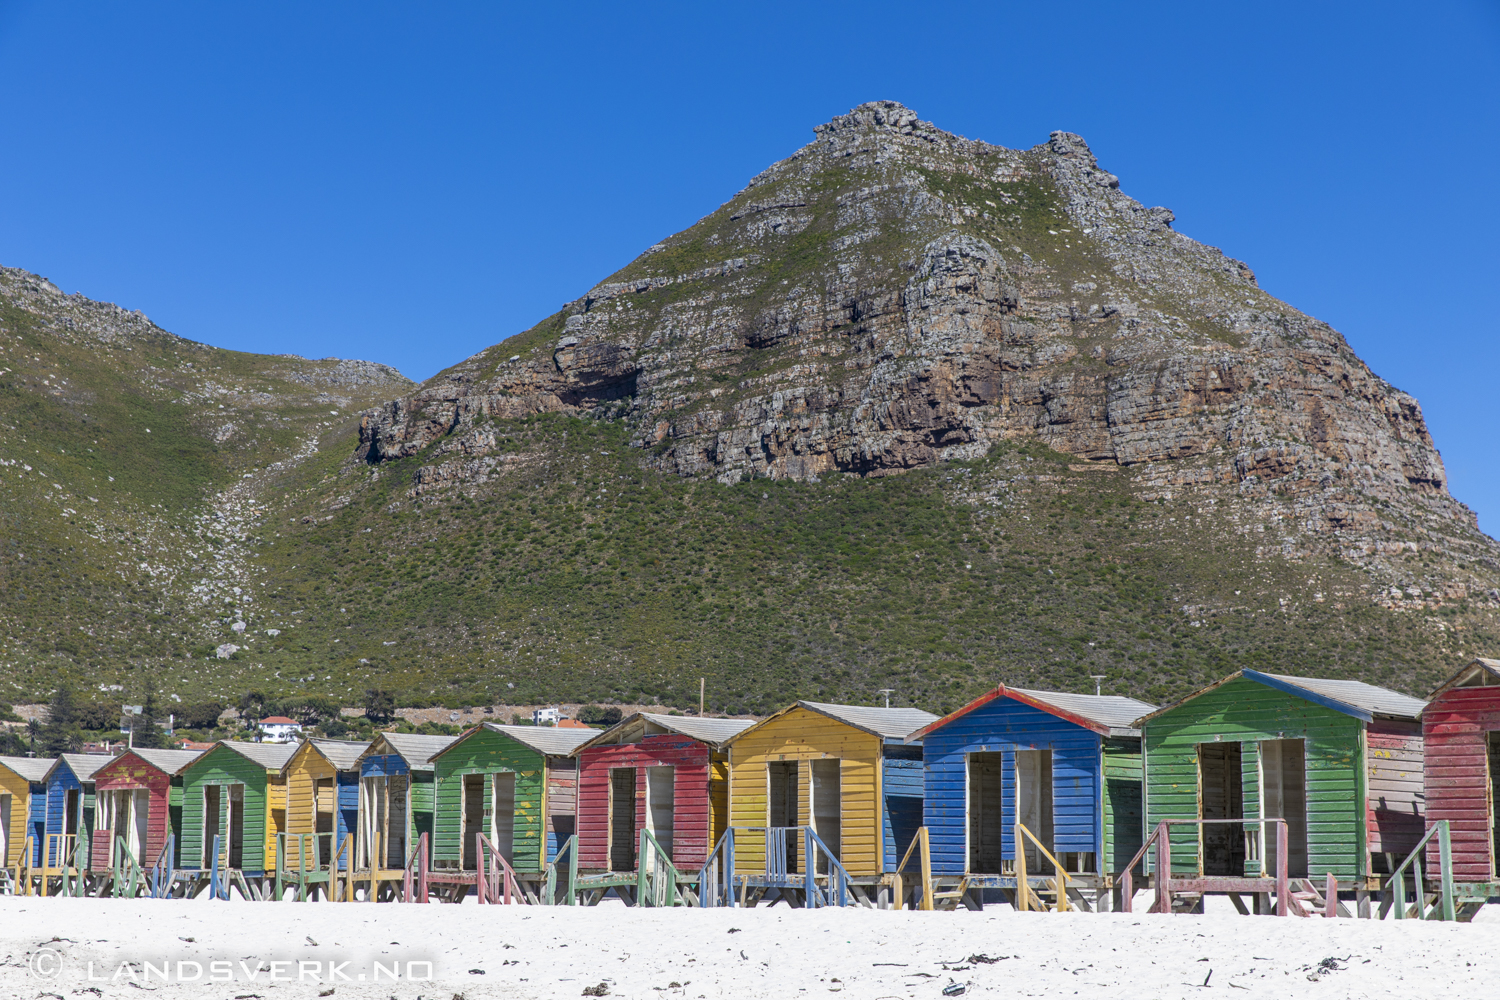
[1015,750,1054,871]
[966,753,1006,874]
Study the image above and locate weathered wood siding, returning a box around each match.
[1102,736,1144,874]
[43,761,93,867]
[1366,719,1425,870]
[1424,685,1500,880]
[1142,676,1367,879]
[920,696,1103,876]
[0,764,31,868]
[178,745,271,873]
[727,707,882,877]
[286,744,334,838]
[92,752,172,869]
[881,749,924,872]
[432,729,546,871]
[576,734,712,870]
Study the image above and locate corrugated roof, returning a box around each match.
[307,739,371,771]
[480,723,595,756]
[637,713,754,746]
[798,702,938,740]
[1261,673,1426,720]
[0,755,54,782]
[1008,688,1157,735]
[126,748,205,774]
[370,732,458,770]
[217,740,299,771]
[58,753,113,782]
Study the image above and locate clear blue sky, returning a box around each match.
[1,2,1497,533]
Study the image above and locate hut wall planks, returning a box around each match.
[1423,684,1500,880]
[0,763,32,868]
[431,729,546,872]
[1142,676,1368,880]
[920,696,1103,877]
[92,752,173,869]
[178,745,271,873]
[727,706,882,877]
[576,734,713,870]
[43,761,92,866]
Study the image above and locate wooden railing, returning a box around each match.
[476,833,522,904]
[1118,818,1290,915]
[149,835,175,899]
[1386,819,1455,921]
[545,834,580,905]
[401,832,430,903]
[636,828,686,907]
[890,827,933,911]
[696,829,735,907]
[1014,822,1071,912]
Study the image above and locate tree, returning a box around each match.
[26,718,41,754]
[74,700,120,731]
[578,705,623,725]
[238,690,270,729]
[177,701,227,731]
[130,684,167,749]
[364,688,396,725]
[290,695,341,728]
[39,684,81,754]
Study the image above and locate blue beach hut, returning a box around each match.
[0,755,53,871]
[43,753,111,870]
[909,686,1154,909]
[354,732,456,872]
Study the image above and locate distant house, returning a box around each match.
[533,707,561,726]
[557,718,592,730]
[257,717,304,743]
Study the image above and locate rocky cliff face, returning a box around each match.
[358,102,1490,593]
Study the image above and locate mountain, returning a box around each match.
[3,102,1498,717]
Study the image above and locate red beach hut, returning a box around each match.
[90,748,204,872]
[1423,657,1500,906]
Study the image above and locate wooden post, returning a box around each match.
[1437,820,1456,922]
[1156,823,1172,915]
[1324,873,1337,918]
[1014,824,1028,912]
[725,828,735,909]
[1275,822,1289,917]
[919,827,933,912]
[637,829,649,907]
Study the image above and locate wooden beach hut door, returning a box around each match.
[1198,742,1245,875]
[0,793,9,867]
[645,766,675,866]
[767,761,799,872]
[314,778,335,864]
[967,753,1005,874]
[1259,739,1308,877]
[1015,750,1054,871]
[203,784,246,869]
[101,789,149,865]
[1490,733,1500,877]
[490,772,516,866]
[609,768,637,871]
[361,775,408,869]
[811,759,840,872]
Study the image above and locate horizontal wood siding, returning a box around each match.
[286,744,334,837]
[0,766,30,868]
[44,762,89,867]
[576,735,712,869]
[1366,719,1424,869]
[881,754,924,872]
[727,707,881,877]
[1424,686,1500,880]
[29,780,46,866]
[1102,737,1144,874]
[178,745,270,872]
[1142,676,1367,880]
[93,753,172,868]
[545,756,577,863]
[920,697,1102,876]
[432,729,546,871]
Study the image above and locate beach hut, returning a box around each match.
[284,738,369,867]
[90,748,202,874]
[1422,657,1500,910]
[722,702,937,895]
[0,756,51,875]
[909,686,1156,908]
[177,740,297,893]
[354,732,456,875]
[430,724,594,885]
[1136,669,1426,908]
[572,713,753,874]
[43,753,112,874]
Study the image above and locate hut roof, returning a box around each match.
[572,712,754,754]
[361,732,458,771]
[303,738,371,771]
[909,686,1157,741]
[124,748,205,773]
[54,752,113,782]
[1426,657,1500,701]
[213,740,299,772]
[725,701,937,746]
[1132,668,1426,727]
[0,755,54,782]
[432,723,595,762]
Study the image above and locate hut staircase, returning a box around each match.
[543,835,580,905]
[400,832,430,903]
[1379,819,1458,921]
[274,832,346,901]
[108,834,147,898]
[148,835,177,899]
[476,833,529,904]
[890,827,936,910]
[559,829,696,906]
[1011,822,1076,912]
[1118,818,1297,916]
[695,826,851,908]
[359,830,410,902]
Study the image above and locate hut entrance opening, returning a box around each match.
[1260,739,1308,878]
[767,761,800,872]
[1015,749,1054,872]
[461,774,483,870]
[811,759,841,871]
[1490,732,1500,877]
[315,777,335,864]
[489,772,516,866]
[1198,742,1244,876]
[64,788,81,838]
[645,766,674,860]
[0,794,8,865]
[101,788,149,865]
[203,784,245,869]
[966,752,1005,874]
[609,767,637,871]
[362,774,408,869]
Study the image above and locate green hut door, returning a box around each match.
[202,784,246,869]
[1197,742,1245,876]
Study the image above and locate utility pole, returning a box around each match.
[1090,675,1107,697]
[876,688,895,709]
[699,677,705,717]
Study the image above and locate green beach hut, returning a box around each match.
[177,740,298,884]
